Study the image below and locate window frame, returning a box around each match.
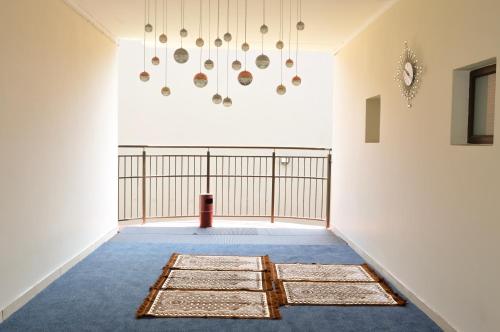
[468,64,496,144]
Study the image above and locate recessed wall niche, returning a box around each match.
[451,58,496,145]
[365,95,381,143]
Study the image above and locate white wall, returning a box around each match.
[332,0,500,331]
[118,40,332,147]
[0,0,118,317]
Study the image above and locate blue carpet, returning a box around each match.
[0,227,441,332]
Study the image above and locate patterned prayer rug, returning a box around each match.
[276,281,405,306]
[163,253,271,272]
[152,269,273,291]
[137,289,281,319]
[273,263,379,282]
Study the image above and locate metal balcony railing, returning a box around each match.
[118,145,332,227]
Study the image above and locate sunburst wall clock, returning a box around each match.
[395,41,423,108]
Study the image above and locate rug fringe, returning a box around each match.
[377,279,406,306]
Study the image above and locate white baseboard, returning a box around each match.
[0,227,118,322]
[330,226,455,332]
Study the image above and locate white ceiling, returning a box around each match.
[67,0,397,52]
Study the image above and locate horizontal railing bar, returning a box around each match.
[119,216,326,222]
[119,175,328,180]
[119,144,332,151]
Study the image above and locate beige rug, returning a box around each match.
[273,263,379,282]
[137,289,281,319]
[276,281,405,306]
[164,253,271,272]
[152,269,273,291]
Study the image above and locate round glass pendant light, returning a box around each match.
[276,84,286,95]
[151,56,160,65]
[238,70,253,86]
[276,40,284,49]
[260,24,268,34]
[196,38,204,47]
[159,34,168,43]
[174,48,189,63]
[232,60,242,70]
[139,71,150,82]
[292,75,301,86]
[241,42,249,52]
[286,58,294,68]
[145,24,153,32]
[204,59,214,70]
[214,37,223,47]
[256,54,270,69]
[296,21,305,31]
[212,93,222,104]
[223,97,232,107]
[194,72,208,88]
[175,0,188,63]
[161,86,171,96]
[223,32,232,42]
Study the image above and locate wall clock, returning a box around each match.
[395,41,423,108]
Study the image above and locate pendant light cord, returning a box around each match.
[154,0,157,57]
[244,0,247,69]
[280,0,283,84]
[164,0,168,84]
[208,0,212,58]
[261,0,265,54]
[143,0,147,71]
[235,0,239,60]
[226,39,230,97]
[216,0,220,93]
[288,0,292,59]
[180,0,184,47]
[199,0,203,72]
[295,0,301,75]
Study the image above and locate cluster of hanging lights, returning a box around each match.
[140,0,305,107]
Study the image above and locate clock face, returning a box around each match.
[403,62,414,86]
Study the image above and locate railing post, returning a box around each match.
[142,149,147,224]
[206,149,210,193]
[270,151,276,223]
[326,152,332,229]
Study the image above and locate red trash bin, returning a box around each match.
[199,193,214,228]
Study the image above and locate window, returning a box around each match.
[365,96,381,143]
[468,64,496,144]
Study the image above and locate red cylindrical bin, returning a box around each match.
[199,193,214,228]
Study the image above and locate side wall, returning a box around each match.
[0,0,118,318]
[118,40,333,147]
[332,0,500,331]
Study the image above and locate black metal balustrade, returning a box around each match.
[118,145,332,227]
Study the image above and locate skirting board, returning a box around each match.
[0,227,118,322]
[330,226,455,332]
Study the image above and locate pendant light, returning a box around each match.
[223,0,232,42]
[231,0,241,70]
[241,0,249,53]
[212,0,223,104]
[159,0,167,43]
[275,0,284,50]
[161,0,171,95]
[292,0,302,86]
[255,0,270,69]
[204,0,214,69]
[238,0,252,85]
[214,0,223,47]
[276,0,286,95]
[194,0,208,88]
[285,0,294,68]
[151,0,160,65]
[145,0,153,32]
[140,0,150,82]
[223,42,232,106]
[174,0,189,63]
